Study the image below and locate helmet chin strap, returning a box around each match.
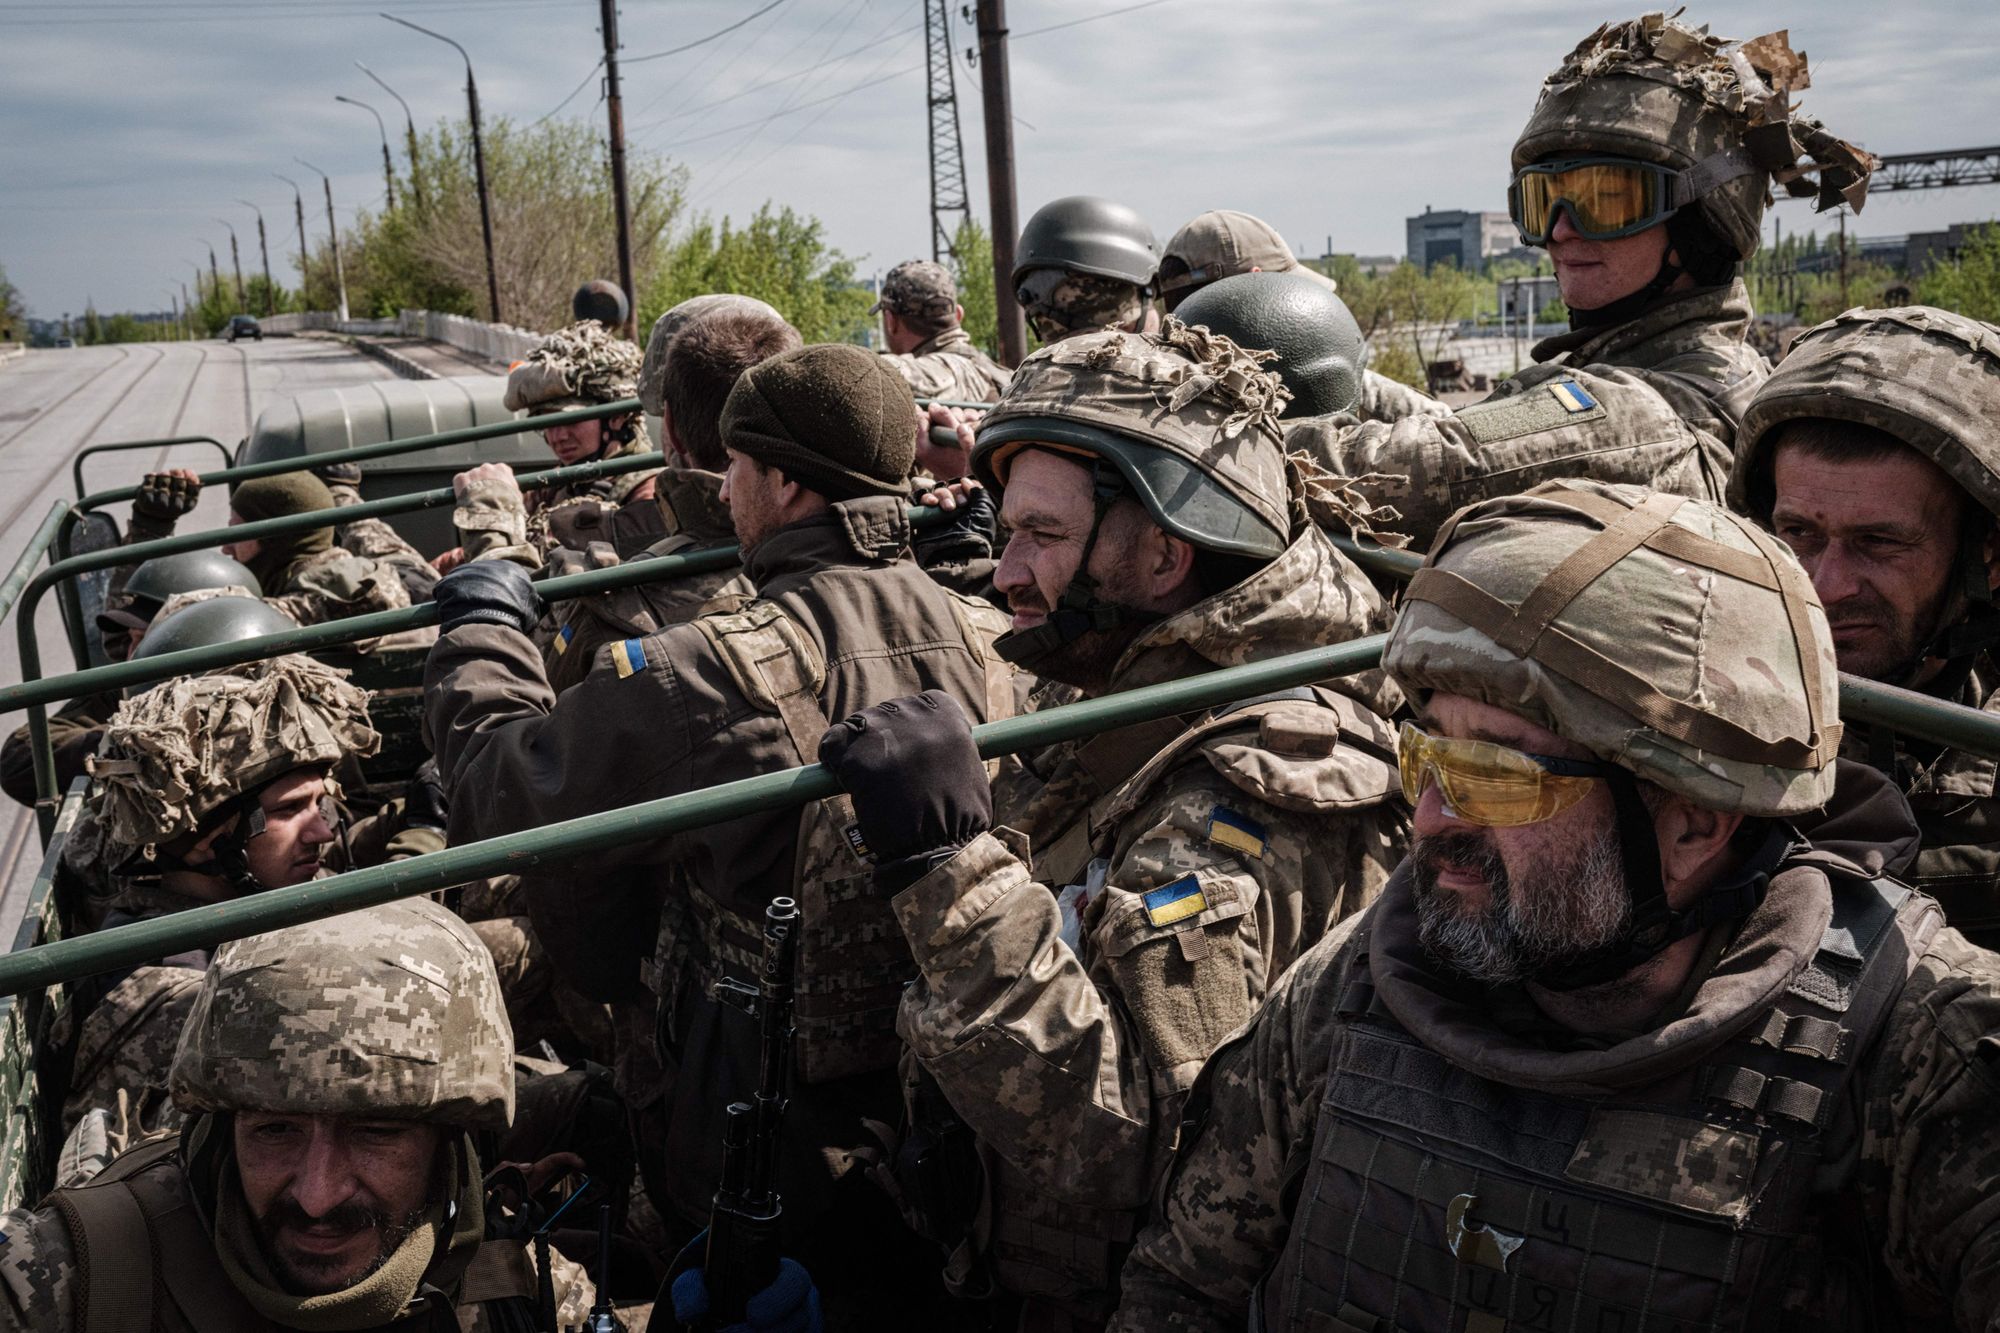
[995,461,1137,667]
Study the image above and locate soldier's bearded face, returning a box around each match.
[720,448,785,552]
[1406,695,1631,984]
[1770,438,1971,684]
[235,1114,442,1295]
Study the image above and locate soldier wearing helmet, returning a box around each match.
[1013,194,1162,344]
[1289,13,1874,546]
[0,897,601,1331]
[873,258,1012,405]
[1732,306,2000,948]
[1161,208,1451,425]
[1112,481,2000,1330]
[818,321,1409,1323]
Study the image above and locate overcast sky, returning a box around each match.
[5,0,1998,318]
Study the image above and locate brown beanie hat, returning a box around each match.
[230,471,335,520]
[719,343,915,500]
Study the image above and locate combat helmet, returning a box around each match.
[97,550,263,639]
[172,896,513,1130]
[1013,196,1160,342]
[1174,272,1366,418]
[972,319,1292,661]
[1385,479,1839,985]
[130,595,299,683]
[505,319,643,415]
[1512,14,1873,278]
[572,278,631,329]
[638,293,786,417]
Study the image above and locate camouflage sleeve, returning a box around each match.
[1109,925,1356,1332]
[0,695,109,808]
[454,477,541,570]
[1863,926,2000,1330]
[1356,369,1453,424]
[0,1202,79,1331]
[1286,360,1731,545]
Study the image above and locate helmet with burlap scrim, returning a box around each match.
[505,319,643,414]
[1513,13,1875,261]
[171,896,513,1130]
[1387,480,1839,817]
[88,654,378,860]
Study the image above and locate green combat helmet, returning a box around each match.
[130,595,299,669]
[97,550,263,639]
[972,318,1292,661]
[1513,13,1873,290]
[571,278,630,329]
[505,319,643,416]
[1174,272,1366,418]
[1385,479,1839,986]
[1013,195,1160,342]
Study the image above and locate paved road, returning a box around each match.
[0,336,395,929]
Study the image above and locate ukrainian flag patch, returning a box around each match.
[554,624,576,656]
[1550,380,1598,413]
[1144,875,1208,928]
[613,637,648,678]
[1207,807,1267,860]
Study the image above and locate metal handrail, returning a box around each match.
[0,504,72,630]
[72,437,234,499]
[0,636,1390,996]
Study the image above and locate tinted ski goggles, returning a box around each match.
[1509,156,1680,244]
[1397,722,1619,827]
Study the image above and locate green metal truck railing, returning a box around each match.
[0,636,1390,996]
[72,436,234,500]
[0,503,73,631]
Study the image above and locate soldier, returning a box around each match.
[0,896,601,1330]
[1014,195,1162,344]
[818,321,1408,1325]
[1289,13,1874,545]
[449,320,658,566]
[1159,208,1450,424]
[1731,306,2000,949]
[422,341,1016,1323]
[874,258,1012,405]
[1111,480,2000,1330]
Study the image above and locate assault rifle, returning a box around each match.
[702,896,800,1325]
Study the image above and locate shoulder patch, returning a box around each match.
[1206,806,1267,860]
[1144,875,1209,927]
[1457,377,1608,444]
[612,637,649,678]
[553,623,576,656]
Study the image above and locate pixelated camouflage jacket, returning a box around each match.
[1287,280,1766,545]
[892,523,1409,1314]
[1111,773,2000,1333]
[882,328,1013,405]
[1356,368,1453,425]
[452,441,666,570]
[266,545,437,652]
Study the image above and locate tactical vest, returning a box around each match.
[679,591,1016,1084]
[1252,874,1942,1333]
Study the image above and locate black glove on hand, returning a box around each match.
[404,758,449,832]
[132,472,203,524]
[818,691,991,880]
[913,482,999,566]
[433,558,543,635]
[316,459,364,489]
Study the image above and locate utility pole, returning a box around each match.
[297,159,350,321]
[974,0,1025,366]
[277,173,311,310]
[207,244,222,301]
[599,0,638,340]
[1838,207,1851,309]
[357,61,425,211]
[336,94,398,209]
[923,0,972,263]
[385,15,502,324]
[238,199,275,315]
[215,219,246,308]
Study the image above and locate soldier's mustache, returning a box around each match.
[261,1194,399,1240]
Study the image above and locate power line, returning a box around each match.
[631,19,923,133]
[3,0,566,23]
[624,0,792,65]
[537,56,603,124]
[655,58,923,152]
[628,0,788,125]
[1013,0,1181,40]
[687,0,874,192]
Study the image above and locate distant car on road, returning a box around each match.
[53,337,75,348]
[226,314,263,343]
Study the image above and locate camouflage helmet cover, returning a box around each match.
[1512,13,1875,260]
[1730,305,2000,521]
[973,318,1292,559]
[637,293,787,416]
[505,319,643,413]
[1384,480,1840,816]
[171,896,514,1131]
[90,653,379,855]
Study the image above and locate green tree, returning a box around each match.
[645,203,872,345]
[949,218,998,357]
[82,303,103,345]
[0,263,25,342]
[1917,223,2000,322]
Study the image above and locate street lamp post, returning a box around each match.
[185,261,205,337]
[275,173,311,311]
[214,218,245,308]
[384,14,501,323]
[335,94,398,209]
[356,61,425,211]
[236,199,275,315]
[295,158,351,322]
[204,242,222,303]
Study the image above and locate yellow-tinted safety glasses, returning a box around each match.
[1509,156,1678,244]
[1397,722,1616,827]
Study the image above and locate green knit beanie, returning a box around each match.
[719,343,915,500]
[228,471,336,589]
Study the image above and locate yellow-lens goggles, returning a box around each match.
[1509,157,1675,245]
[1397,722,1614,827]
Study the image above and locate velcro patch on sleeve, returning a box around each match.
[613,637,649,678]
[1206,807,1267,860]
[553,624,576,656]
[1457,378,1608,444]
[1143,875,1209,927]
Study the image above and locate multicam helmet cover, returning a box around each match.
[505,319,643,414]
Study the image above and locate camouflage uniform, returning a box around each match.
[878,325,1408,1324]
[1731,306,2000,949]
[874,259,1013,404]
[1115,482,2000,1331]
[0,897,599,1332]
